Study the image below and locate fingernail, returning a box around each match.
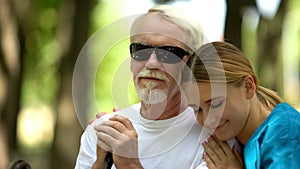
[234,143,239,150]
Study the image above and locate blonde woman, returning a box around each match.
[189,41,300,169]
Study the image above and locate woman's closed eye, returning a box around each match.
[211,99,225,108]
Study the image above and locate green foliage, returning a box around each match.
[21,0,141,117]
[88,1,141,116]
[93,38,139,115]
[21,1,60,107]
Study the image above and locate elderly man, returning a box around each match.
[75,5,204,169]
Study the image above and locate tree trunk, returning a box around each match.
[224,0,257,49]
[0,0,24,166]
[224,0,244,49]
[256,0,288,92]
[51,0,93,168]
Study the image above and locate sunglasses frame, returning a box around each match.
[129,43,190,64]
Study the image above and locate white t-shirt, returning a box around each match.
[75,103,208,169]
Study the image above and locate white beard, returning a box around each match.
[136,81,168,104]
[137,87,167,104]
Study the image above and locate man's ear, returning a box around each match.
[244,75,256,99]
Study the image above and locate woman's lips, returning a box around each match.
[215,120,228,132]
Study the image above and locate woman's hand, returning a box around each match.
[202,136,243,169]
[89,108,119,125]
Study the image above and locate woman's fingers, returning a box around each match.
[203,137,244,169]
[88,112,107,125]
[212,136,232,156]
[206,137,224,160]
[202,140,221,164]
[96,112,107,118]
[89,107,119,125]
[203,151,217,169]
[233,144,244,165]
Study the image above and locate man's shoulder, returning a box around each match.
[91,102,141,125]
[118,102,141,116]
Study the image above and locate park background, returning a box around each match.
[0,0,299,168]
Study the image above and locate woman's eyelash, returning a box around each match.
[211,100,224,108]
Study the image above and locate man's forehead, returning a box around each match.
[130,12,188,45]
[130,33,187,47]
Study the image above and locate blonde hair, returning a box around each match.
[130,5,203,53]
[189,41,283,110]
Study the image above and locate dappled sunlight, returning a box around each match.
[172,0,226,42]
[17,106,55,148]
[256,0,281,19]
[282,9,300,106]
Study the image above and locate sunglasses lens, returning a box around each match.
[155,49,182,64]
[130,43,189,64]
[157,46,189,64]
[130,43,152,61]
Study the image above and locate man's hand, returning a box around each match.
[202,136,243,169]
[94,115,143,169]
[91,108,118,169]
[91,146,108,169]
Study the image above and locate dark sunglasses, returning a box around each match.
[129,43,190,64]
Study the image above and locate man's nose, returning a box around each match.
[145,51,161,68]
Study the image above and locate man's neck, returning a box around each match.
[140,91,188,120]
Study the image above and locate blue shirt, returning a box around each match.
[244,102,300,169]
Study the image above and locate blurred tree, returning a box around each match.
[1,0,94,168]
[224,0,256,48]
[256,0,288,92]
[225,0,288,93]
[0,0,25,166]
[51,0,94,168]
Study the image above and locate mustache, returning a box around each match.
[136,70,169,83]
